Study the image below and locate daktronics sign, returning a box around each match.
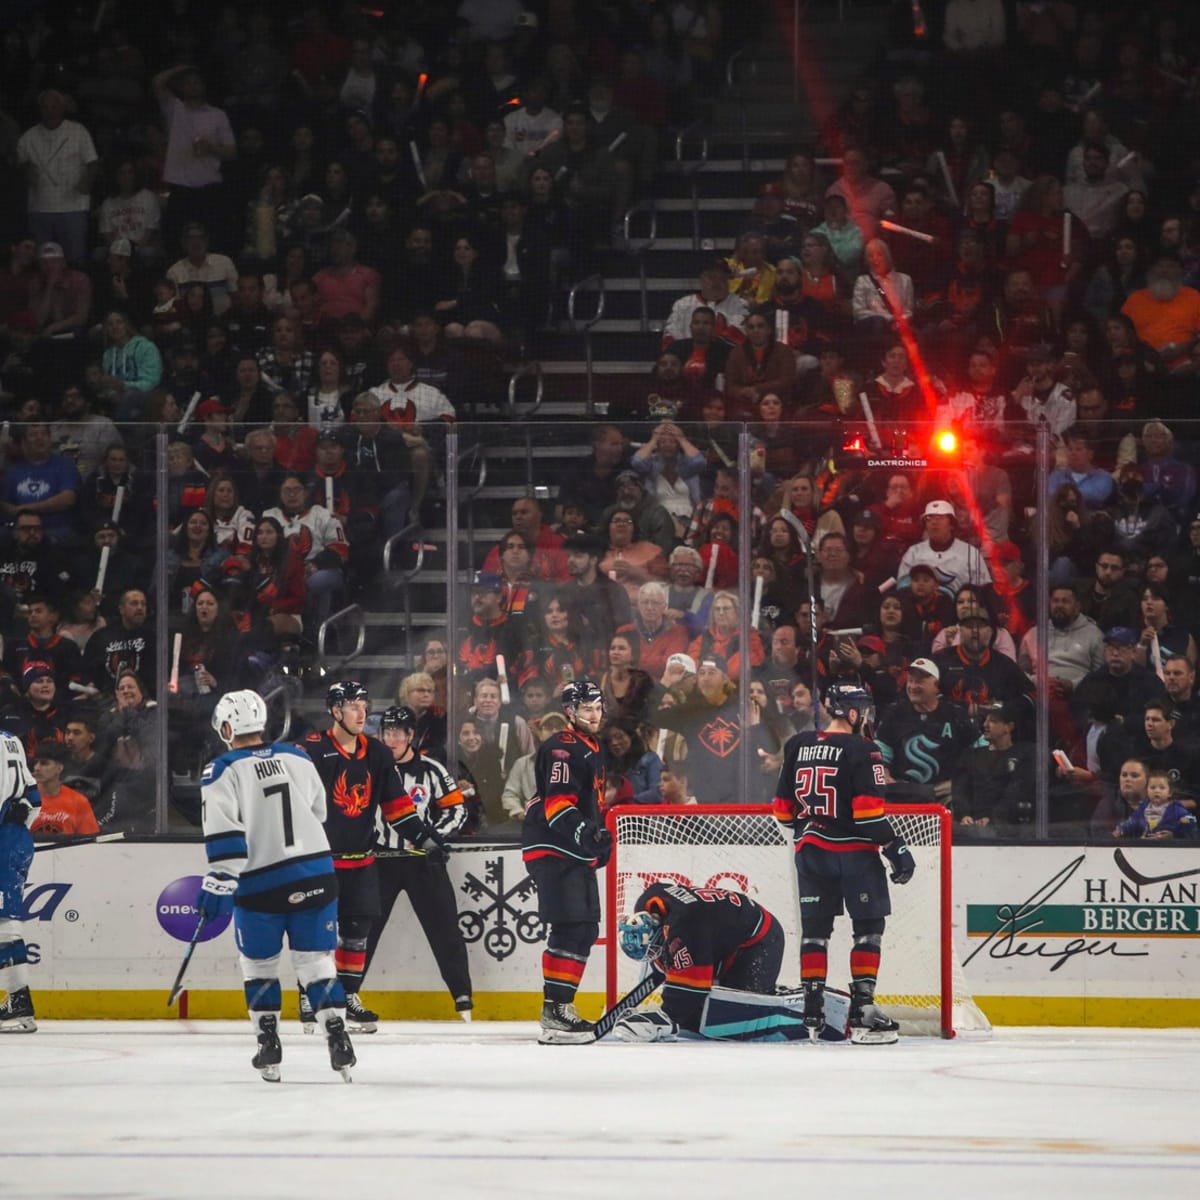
[156,876,232,942]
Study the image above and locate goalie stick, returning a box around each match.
[34,832,126,854]
[591,969,665,1041]
[167,913,209,1007]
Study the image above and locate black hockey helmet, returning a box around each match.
[380,704,417,732]
[326,680,369,712]
[560,680,604,712]
[824,682,875,735]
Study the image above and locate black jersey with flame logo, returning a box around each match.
[302,730,422,866]
[522,727,605,863]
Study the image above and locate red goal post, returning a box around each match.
[603,802,989,1038]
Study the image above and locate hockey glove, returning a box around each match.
[882,840,915,885]
[196,872,237,921]
[612,1009,677,1043]
[580,824,613,868]
[0,797,32,827]
[412,825,450,866]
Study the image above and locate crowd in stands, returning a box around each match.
[1,2,1199,845]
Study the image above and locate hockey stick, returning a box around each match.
[1113,848,1200,888]
[34,832,126,854]
[167,913,209,1007]
[590,969,664,1042]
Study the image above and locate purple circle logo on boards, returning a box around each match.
[156,876,232,942]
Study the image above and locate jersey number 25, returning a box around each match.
[792,764,836,819]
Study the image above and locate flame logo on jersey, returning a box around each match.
[332,770,371,817]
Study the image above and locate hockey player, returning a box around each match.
[301,681,441,1032]
[364,705,473,1019]
[522,679,611,1044]
[772,682,916,1044]
[615,883,855,1043]
[196,690,355,1080]
[0,728,38,1032]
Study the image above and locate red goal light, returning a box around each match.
[934,430,959,456]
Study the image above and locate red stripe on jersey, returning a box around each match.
[543,954,586,985]
[333,855,376,869]
[772,795,798,823]
[437,789,465,809]
[381,793,417,822]
[544,793,577,821]
[851,795,886,820]
[666,964,714,990]
[739,910,773,951]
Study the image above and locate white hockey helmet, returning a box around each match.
[211,689,268,746]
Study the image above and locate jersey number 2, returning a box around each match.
[264,782,294,847]
[793,765,837,819]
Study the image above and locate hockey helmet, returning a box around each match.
[380,705,417,733]
[326,680,369,712]
[211,689,268,746]
[618,910,665,963]
[560,680,604,712]
[824,682,875,735]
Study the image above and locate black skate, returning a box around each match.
[538,1001,595,1045]
[803,985,825,1041]
[345,992,378,1033]
[325,1016,356,1082]
[455,994,473,1023]
[299,985,316,1034]
[849,1000,900,1045]
[0,986,36,1033]
[252,1015,282,1082]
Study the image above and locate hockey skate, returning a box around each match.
[252,1015,282,1082]
[325,1016,356,1082]
[0,987,37,1033]
[345,992,378,1033]
[848,1000,900,1045]
[455,994,473,1023]
[299,986,316,1034]
[802,985,825,1041]
[538,1001,595,1045]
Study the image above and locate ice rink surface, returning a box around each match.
[3,1021,1197,1200]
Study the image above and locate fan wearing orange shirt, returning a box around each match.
[28,743,99,836]
[1121,259,1200,376]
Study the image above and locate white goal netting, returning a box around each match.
[604,804,991,1037]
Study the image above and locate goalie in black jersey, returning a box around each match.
[772,683,916,1044]
[522,680,611,1044]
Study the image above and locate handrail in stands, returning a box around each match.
[567,273,606,418]
[724,49,756,173]
[260,680,294,742]
[382,520,427,667]
[507,359,545,420]
[619,199,658,335]
[674,120,709,251]
[459,440,487,579]
[316,603,365,672]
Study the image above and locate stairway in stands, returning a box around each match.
[305,4,892,724]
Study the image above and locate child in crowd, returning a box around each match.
[1113,769,1197,840]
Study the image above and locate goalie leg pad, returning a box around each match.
[699,986,851,1042]
[612,1010,678,1043]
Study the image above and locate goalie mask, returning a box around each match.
[211,689,268,746]
[618,910,665,963]
[824,682,875,737]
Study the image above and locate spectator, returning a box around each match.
[457,570,520,680]
[1047,426,1115,508]
[51,386,122,481]
[618,582,690,680]
[1133,700,1199,802]
[513,589,596,695]
[555,424,627,528]
[687,590,764,678]
[561,533,633,653]
[933,605,1033,713]
[312,229,380,327]
[1162,655,1200,745]
[1018,585,1104,695]
[601,469,676,559]
[94,669,158,833]
[0,423,81,542]
[504,76,562,153]
[851,239,915,347]
[1107,463,1175,559]
[600,632,655,725]
[816,532,872,628]
[1071,627,1166,732]
[256,315,312,396]
[500,711,569,829]
[1063,141,1129,240]
[1139,420,1195,524]
[724,308,796,414]
[96,311,164,423]
[96,159,162,264]
[28,741,98,836]
[0,512,72,607]
[396,672,448,766]
[663,306,731,394]
[268,392,317,473]
[875,657,977,798]
[165,223,238,316]
[1121,258,1200,375]
[897,499,992,594]
[825,148,896,241]
[953,701,1035,838]
[240,515,306,645]
[368,343,456,428]
[433,233,503,343]
[811,192,864,277]
[491,531,540,627]
[664,544,711,627]
[17,90,99,263]
[1133,584,1196,673]
[662,259,749,347]
[629,420,706,540]
[1113,768,1197,840]
[4,593,83,693]
[152,67,236,255]
[601,720,663,807]
[599,510,668,603]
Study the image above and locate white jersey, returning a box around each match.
[662,291,750,346]
[898,536,992,595]
[0,731,36,826]
[201,742,335,908]
[376,751,467,852]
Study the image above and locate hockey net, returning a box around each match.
[603,803,991,1038]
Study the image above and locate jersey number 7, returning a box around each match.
[792,765,837,819]
[264,782,294,847]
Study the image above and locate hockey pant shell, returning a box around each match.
[365,854,472,998]
[526,855,601,925]
[794,844,892,922]
[699,985,852,1041]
